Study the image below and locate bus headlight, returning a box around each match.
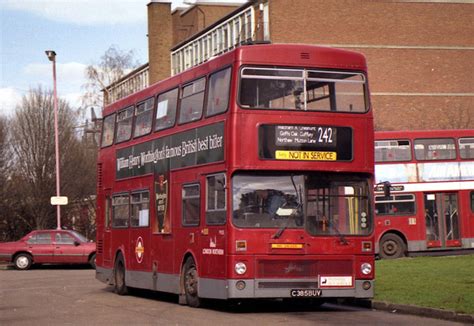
[361,263,372,275]
[235,262,247,275]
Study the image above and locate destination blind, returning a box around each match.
[259,124,352,161]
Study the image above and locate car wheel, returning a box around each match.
[183,257,201,308]
[14,253,32,270]
[114,255,128,295]
[89,253,96,269]
[380,234,406,259]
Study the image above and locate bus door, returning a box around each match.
[102,190,112,265]
[424,193,461,248]
[199,173,227,281]
[180,182,202,264]
[129,190,152,272]
[152,173,174,278]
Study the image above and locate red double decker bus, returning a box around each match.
[374,130,474,259]
[95,44,375,306]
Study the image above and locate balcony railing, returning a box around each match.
[171,4,270,76]
[103,63,149,106]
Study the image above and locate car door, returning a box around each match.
[53,231,87,264]
[26,231,54,263]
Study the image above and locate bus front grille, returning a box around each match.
[258,281,318,289]
[256,259,352,278]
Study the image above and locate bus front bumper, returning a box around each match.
[199,278,374,299]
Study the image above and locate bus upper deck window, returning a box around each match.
[101,113,115,147]
[459,137,474,159]
[134,98,154,138]
[155,88,178,132]
[206,67,231,117]
[375,140,411,162]
[239,67,367,112]
[179,77,206,124]
[116,106,134,143]
[414,138,456,161]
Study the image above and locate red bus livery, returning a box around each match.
[374,130,474,258]
[95,44,375,306]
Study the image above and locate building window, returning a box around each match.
[375,194,416,216]
[179,77,206,124]
[112,194,129,228]
[459,137,474,159]
[206,67,231,117]
[131,191,150,227]
[414,138,456,160]
[182,184,200,226]
[206,174,226,225]
[101,113,115,148]
[375,140,411,162]
[155,88,178,131]
[134,98,154,138]
[115,106,134,143]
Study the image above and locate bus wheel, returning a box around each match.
[114,255,128,295]
[183,257,201,307]
[380,234,406,259]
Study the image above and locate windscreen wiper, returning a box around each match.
[272,176,303,239]
[271,205,301,239]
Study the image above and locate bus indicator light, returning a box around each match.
[236,240,247,251]
[271,243,304,249]
[362,241,372,252]
[275,150,337,161]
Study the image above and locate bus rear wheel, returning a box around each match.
[114,255,128,295]
[183,257,201,307]
[380,234,406,259]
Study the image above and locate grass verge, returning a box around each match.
[375,254,474,314]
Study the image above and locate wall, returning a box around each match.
[268,0,473,130]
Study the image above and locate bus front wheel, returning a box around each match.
[380,234,406,259]
[114,255,128,295]
[183,257,201,307]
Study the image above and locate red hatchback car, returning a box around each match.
[0,230,96,270]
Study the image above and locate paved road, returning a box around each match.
[0,266,464,325]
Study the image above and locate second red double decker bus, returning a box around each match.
[374,129,474,259]
[95,43,375,306]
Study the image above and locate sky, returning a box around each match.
[0,0,204,118]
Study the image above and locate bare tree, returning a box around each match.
[6,87,96,235]
[0,116,17,240]
[81,45,141,110]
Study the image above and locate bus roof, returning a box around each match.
[103,43,368,116]
[375,129,474,140]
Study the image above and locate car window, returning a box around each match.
[70,231,88,242]
[27,233,52,244]
[55,233,76,245]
